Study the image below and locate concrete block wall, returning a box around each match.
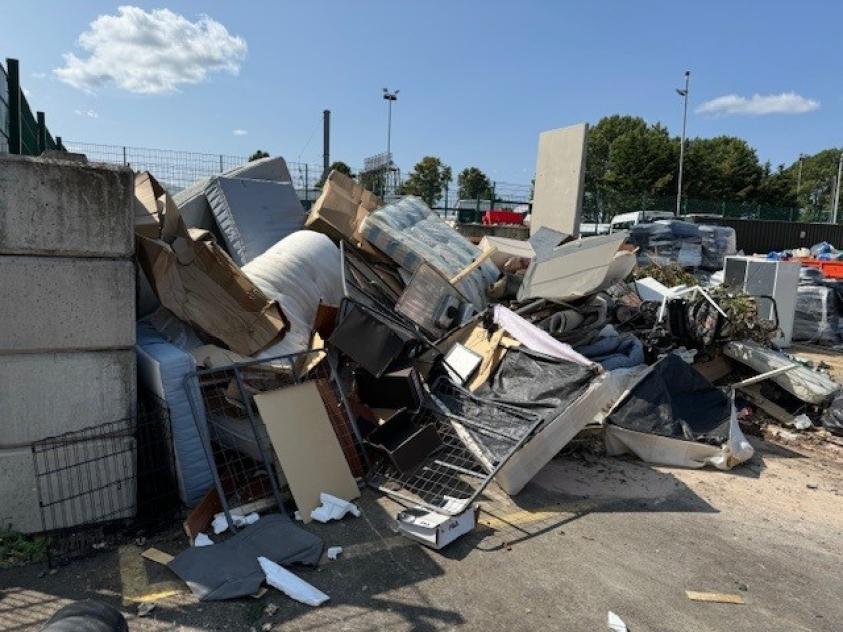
[0,155,137,533]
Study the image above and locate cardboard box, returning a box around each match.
[305,170,387,260]
[135,174,288,356]
[396,505,479,549]
[133,171,164,239]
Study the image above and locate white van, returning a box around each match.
[609,210,675,233]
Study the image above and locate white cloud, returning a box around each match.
[232,129,248,136]
[54,6,247,94]
[21,87,31,97]
[31,72,46,79]
[696,92,819,116]
[74,108,99,119]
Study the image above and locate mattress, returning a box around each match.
[243,231,343,360]
[204,177,306,266]
[360,196,499,308]
[173,156,293,230]
[136,323,214,506]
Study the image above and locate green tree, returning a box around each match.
[315,161,355,189]
[789,149,842,220]
[399,156,452,207]
[585,115,677,219]
[457,167,492,200]
[683,136,764,202]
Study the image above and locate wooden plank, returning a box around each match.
[182,487,222,543]
[686,591,745,604]
[738,383,794,425]
[254,382,359,524]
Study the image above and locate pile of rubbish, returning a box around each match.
[628,219,736,270]
[28,152,843,609]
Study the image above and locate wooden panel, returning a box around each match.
[254,382,359,523]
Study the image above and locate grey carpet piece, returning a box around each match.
[168,513,323,601]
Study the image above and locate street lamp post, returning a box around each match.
[832,152,843,224]
[675,70,690,216]
[796,153,804,199]
[383,88,399,162]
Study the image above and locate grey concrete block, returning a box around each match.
[0,256,135,352]
[0,440,136,534]
[0,155,133,257]
[0,351,136,446]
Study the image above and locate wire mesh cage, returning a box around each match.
[185,349,367,531]
[31,392,179,564]
[365,379,544,515]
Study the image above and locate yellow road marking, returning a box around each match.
[117,545,185,604]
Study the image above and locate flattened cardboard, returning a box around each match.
[253,382,359,523]
[136,191,288,356]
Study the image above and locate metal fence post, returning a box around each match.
[122,146,127,165]
[219,154,223,172]
[6,58,21,154]
[36,111,46,154]
[305,164,309,204]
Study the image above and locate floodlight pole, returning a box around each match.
[383,88,399,165]
[676,70,690,216]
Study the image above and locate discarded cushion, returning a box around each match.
[204,177,305,266]
[168,514,322,601]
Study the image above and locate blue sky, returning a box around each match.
[3,1,840,184]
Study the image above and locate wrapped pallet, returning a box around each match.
[792,285,839,345]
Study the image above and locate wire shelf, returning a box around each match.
[185,349,367,531]
[366,379,543,515]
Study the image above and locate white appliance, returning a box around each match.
[723,256,800,347]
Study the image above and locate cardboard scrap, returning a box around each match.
[135,173,288,356]
[183,488,223,543]
[142,548,174,566]
[254,382,359,523]
[305,170,386,260]
[133,171,164,239]
[686,591,745,604]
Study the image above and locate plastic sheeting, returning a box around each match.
[205,177,305,266]
[474,347,596,420]
[793,285,839,345]
[243,231,343,359]
[630,221,736,270]
[492,304,592,366]
[360,196,499,308]
[604,354,754,470]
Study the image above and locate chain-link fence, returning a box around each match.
[61,140,823,225]
[581,190,823,224]
[63,140,535,217]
